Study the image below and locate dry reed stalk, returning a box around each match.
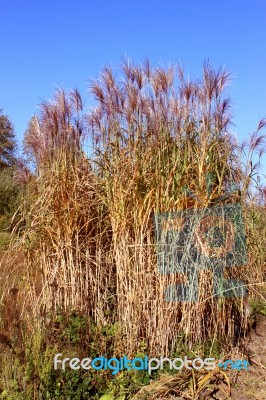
[14,60,265,356]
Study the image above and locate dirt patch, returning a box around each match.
[229,316,266,400]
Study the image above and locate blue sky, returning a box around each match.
[0,0,265,172]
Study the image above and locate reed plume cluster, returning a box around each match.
[9,59,265,355]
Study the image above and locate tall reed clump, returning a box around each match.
[17,60,265,356]
[20,89,116,327]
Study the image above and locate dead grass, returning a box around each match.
[3,59,266,361]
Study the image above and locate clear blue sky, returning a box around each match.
[0,0,265,169]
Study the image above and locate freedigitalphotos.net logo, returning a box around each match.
[53,354,250,375]
[154,178,248,301]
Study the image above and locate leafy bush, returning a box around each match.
[0,169,20,229]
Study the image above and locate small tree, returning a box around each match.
[0,109,19,231]
[0,108,17,170]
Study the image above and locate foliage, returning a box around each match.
[0,168,20,229]
[0,109,17,170]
